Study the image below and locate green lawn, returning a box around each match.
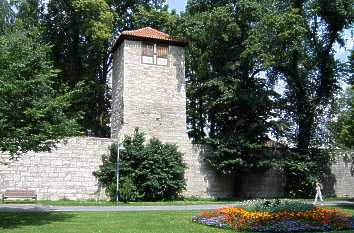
[0,211,232,233]
[0,206,353,233]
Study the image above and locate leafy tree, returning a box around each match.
[282,148,333,198]
[42,0,114,137]
[94,129,186,201]
[331,86,354,148]
[186,0,231,14]
[132,5,179,34]
[182,1,279,173]
[0,24,80,157]
[244,0,354,151]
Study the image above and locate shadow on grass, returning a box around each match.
[0,212,74,230]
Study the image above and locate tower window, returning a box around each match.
[142,42,168,65]
[143,43,154,57]
[157,45,168,58]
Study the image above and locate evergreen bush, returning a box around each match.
[94,128,187,201]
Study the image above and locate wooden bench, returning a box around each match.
[2,190,37,202]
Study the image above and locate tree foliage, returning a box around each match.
[0,24,80,157]
[94,129,186,201]
[132,4,179,33]
[282,148,333,198]
[42,0,114,137]
[182,1,279,173]
[331,86,354,148]
[244,0,354,150]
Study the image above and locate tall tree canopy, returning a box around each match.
[182,0,279,173]
[43,0,114,137]
[245,0,354,151]
[332,50,354,148]
[0,24,80,157]
[332,86,354,148]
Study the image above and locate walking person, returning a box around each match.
[313,180,324,205]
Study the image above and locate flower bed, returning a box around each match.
[192,200,354,232]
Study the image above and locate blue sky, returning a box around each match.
[167,0,187,13]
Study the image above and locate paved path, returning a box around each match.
[0,204,233,213]
[0,201,353,213]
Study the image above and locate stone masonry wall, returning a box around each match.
[0,137,113,200]
[239,169,285,198]
[0,137,353,199]
[326,150,354,197]
[238,150,354,199]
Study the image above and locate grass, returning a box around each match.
[0,206,353,233]
[0,211,233,233]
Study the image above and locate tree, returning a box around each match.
[245,0,354,151]
[42,0,114,137]
[182,1,279,173]
[131,5,179,34]
[0,24,80,157]
[332,86,354,148]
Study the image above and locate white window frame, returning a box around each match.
[141,42,169,66]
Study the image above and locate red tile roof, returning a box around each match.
[111,27,187,52]
[122,27,171,40]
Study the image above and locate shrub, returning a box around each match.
[282,149,333,198]
[94,128,187,201]
[119,177,141,203]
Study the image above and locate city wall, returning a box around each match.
[0,138,353,200]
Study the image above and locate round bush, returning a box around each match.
[94,128,186,201]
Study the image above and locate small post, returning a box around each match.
[116,143,125,205]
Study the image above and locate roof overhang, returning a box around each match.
[111,34,188,53]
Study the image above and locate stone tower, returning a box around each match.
[111,27,234,198]
[111,27,188,143]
